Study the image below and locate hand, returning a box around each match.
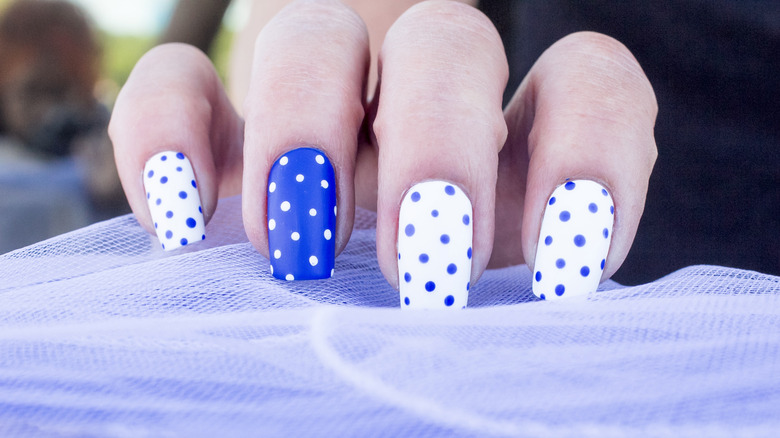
[109,0,657,307]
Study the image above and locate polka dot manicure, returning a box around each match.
[532,179,614,300]
[267,147,336,281]
[143,151,205,251]
[398,181,473,310]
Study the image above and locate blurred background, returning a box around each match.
[0,0,246,254]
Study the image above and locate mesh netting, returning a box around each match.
[1,195,779,437]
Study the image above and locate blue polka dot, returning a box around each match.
[147,192,150,199]
[199,206,202,213]
[156,198,161,205]
[556,258,566,268]
[191,180,197,189]
[411,192,420,202]
[580,266,590,277]
[176,152,185,159]
[180,238,188,246]
[405,224,415,236]
[445,185,455,195]
[404,297,410,306]
[535,271,542,282]
[160,176,168,184]
[601,259,606,270]
[565,181,576,190]
[398,253,401,260]
[165,230,172,239]
[201,235,205,240]
[447,263,457,274]
[602,188,609,196]
[176,166,182,172]
[559,211,571,222]
[166,211,173,218]
[539,294,546,300]
[154,222,157,229]
[432,209,439,217]
[466,282,470,291]
[179,191,188,199]
[404,272,412,283]
[147,170,154,178]
[589,203,598,213]
[545,235,553,245]
[419,253,429,263]
[161,155,167,161]
[462,214,470,225]
[603,228,609,238]
[610,206,614,215]
[440,234,450,244]
[574,235,586,247]
[549,197,556,205]
[555,284,566,296]
[467,247,472,259]
[444,295,454,306]
[161,244,165,249]
[186,218,196,228]
[425,281,436,292]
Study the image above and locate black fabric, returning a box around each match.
[481,0,780,284]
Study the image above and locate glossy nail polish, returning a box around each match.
[532,179,614,300]
[267,147,336,281]
[397,181,473,309]
[144,151,205,251]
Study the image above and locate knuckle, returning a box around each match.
[267,0,367,42]
[555,31,657,115]
[389,1,503,53]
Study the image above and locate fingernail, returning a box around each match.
[532,179,614,300]
[143,151,205,251]
[397,181,473,309]
[267,147,336,281]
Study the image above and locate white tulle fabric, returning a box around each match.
[1,196,779,437]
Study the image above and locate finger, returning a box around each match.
[501,31,658,299]
[373,1,508,308]
[242,0,369,280]
[109,43,244,250]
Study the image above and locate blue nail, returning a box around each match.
[267,147,336,280]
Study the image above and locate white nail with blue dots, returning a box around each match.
[533,179,614,300]
[143,151,205,251]
[398,180,473,309]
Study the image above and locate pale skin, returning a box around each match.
[109,0,657,289]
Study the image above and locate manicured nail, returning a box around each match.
[267,147,336,281]
[397,181,473,309]
[532,179,614,300]
[143,151,205,251]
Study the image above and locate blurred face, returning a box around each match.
[1,52,97,156]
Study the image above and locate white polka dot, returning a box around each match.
[334,206,337,216]
[321,180,329,189]
[330,269,335,277]
[269,182,276,193]
[281,201,290,211]
[279,156,288,165]
[274,249,281,259]
[268,219,276,230]
[324,229,332,240]
[309,208,317,216]
[270,265,274,274]
[296,174,304,182]
[309,256,318,266]
[316,155,325,164]
[291,232,300,241]
[285,274,294,281]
